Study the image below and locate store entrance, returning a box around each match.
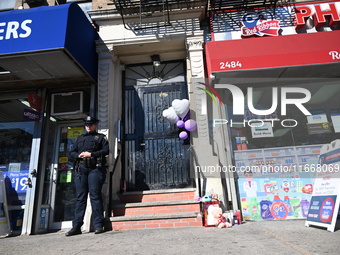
[49,122,83,230]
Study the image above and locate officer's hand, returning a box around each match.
[79,152,91,158]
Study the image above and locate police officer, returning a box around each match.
[66,116,109,236]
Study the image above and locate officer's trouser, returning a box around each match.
[73,165,105,229]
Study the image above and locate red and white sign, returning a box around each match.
[241,12,280,37]
[205,30,340,74]
[295,3,340,29]
[211,1,340,41]
[28,93,42,111]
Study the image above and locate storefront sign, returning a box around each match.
[241,12,280,37]
[295,3,340,29]
[23,108,40,121]
[329,50,340,60]
[0,3,99,80]
[211,2,340,41]
[0,20,32,40]
[28,93,42,111]
[205,30,340,74]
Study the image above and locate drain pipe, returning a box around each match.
[106,148,121,218]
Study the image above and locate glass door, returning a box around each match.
[0,97,38,234]
[49,122,83,230]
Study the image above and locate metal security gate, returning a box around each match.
[123,61,191,190]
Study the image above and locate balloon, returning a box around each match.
[183,111,190,121]
[184,119,197,132]
[179,131,188,140]
[176,120,185,128]
[162,107,179,124]
[172,99,190,119]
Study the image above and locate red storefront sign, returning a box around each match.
[28,93,42,111]
[295,2,340,29]
[205,30,340,75]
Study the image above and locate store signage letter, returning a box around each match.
[295,3,340,29]
[329,51,340,60]
[0,19,32,40]
[218,84,311,116]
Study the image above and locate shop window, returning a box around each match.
[0,0,15,11]
[219,80,340,151]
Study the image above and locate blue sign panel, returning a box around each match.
[0,3,98,80]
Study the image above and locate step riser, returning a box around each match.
[113,203,200,216]
[110,217,203,230]
[119,192,196,203]
[111,190,202,229]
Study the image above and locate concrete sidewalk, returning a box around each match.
[1,220,340,255]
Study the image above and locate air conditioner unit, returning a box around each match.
[51,91,87,117]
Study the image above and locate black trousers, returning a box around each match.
[73,165,106,229]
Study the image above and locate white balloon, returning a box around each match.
[162,107,179,124]
[172,99,189,119]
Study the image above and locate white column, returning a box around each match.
[186,36,228,210]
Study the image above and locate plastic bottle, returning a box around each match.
[227,210,233,225]
[233,213,238,225]
[241,198,251,221]
[300,198,310,218]
[249,198,261,220]
[290,197,301,218]
[270,195,288,220]
[236,210,242,224]
[260,198,274,220]
[283,196,293,216]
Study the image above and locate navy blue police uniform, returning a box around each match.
[66,116,109,236]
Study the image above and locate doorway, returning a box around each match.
[49,122,83,229]
[123,61,191,190]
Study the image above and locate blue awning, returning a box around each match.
[0,3,98,83]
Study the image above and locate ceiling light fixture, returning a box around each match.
[151,54,161,67]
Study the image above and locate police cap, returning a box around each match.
[83,116,99,125]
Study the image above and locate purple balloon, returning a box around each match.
[179,131,188,140]
[176,120,185,128]
[183,111,190,121]
[184,119,197,132]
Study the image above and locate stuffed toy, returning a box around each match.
[211,193,219,201]
[210,206,232,228]
[196,194,212,203]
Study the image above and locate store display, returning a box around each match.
[236,144,323,221]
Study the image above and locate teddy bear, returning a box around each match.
[210,206,232,228]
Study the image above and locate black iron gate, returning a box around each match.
[123,62,191,190]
